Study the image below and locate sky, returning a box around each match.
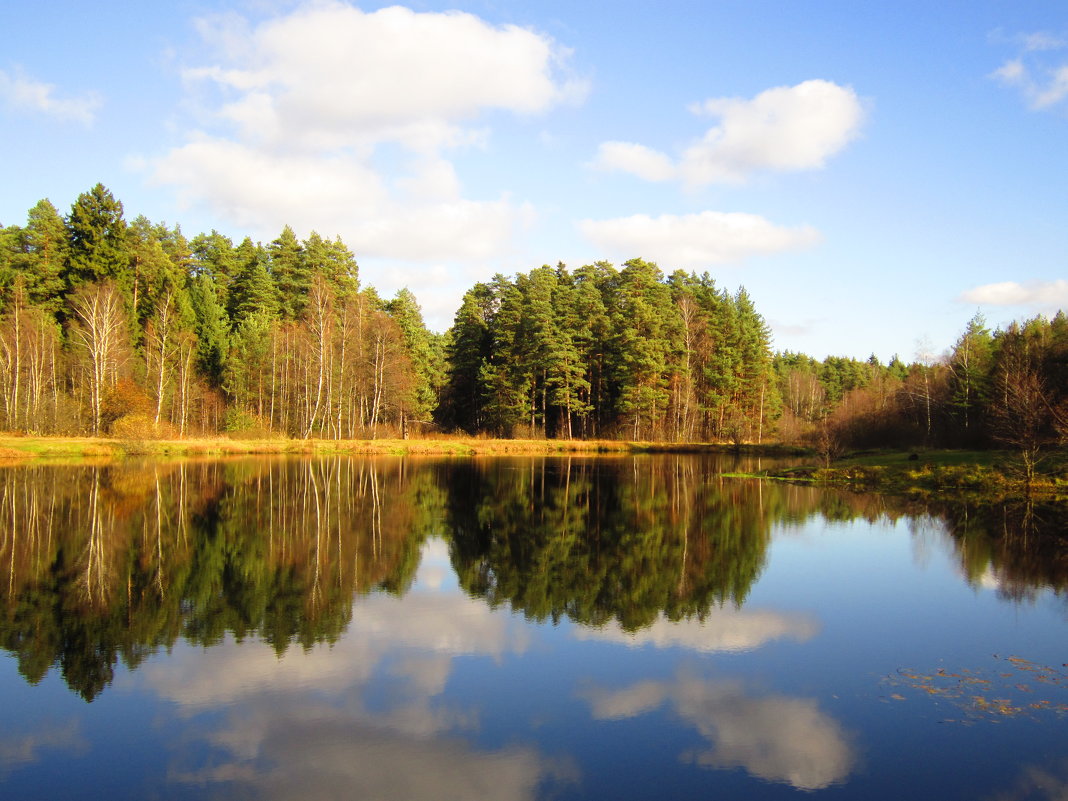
[1,0,1066,361]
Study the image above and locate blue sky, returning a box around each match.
[1,0,1065,361]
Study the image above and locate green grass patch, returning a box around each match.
[743,448,1068,501]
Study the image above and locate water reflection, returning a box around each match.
[931,498,1068,602]
[572,609,819,653]
[581,671,855,790]
[0,459,432,700]
[0,720,86,780]
[131,539,568,800]
[989,758,1068,801]
[0,456,1065,703]
[444,459,774,629]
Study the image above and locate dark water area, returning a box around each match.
[0,455,1066,800]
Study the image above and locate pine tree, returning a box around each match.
[947,311,993,443]
[386,288,442,423]
[65,184,130,301]
[15,200,68,317]
[613,259,676,439]
[188,274,230,385]
[440,283,494,432]
[229,238,279,325]
[269,225,309,319]
[731,287,778,443]
[190,230,238,308]
[304,232,359,300]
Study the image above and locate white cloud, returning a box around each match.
[182,3,586,151]
[593,80,864,186]
[574,609,819,653]
[1020,32,1067,52]
[578,211,821,268]
[590,141,677,182]
[994,60,1068,109]
[992,33,1068,110]
[682,80,865,184]
[581,672,855,791]
[0,67,101,125]
[959,279,1068,311]
[149,1,583,263]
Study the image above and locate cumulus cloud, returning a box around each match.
[590,141,677,182]
[959,279,1068,312]
[592,80,864,186]
[578,210,821,268]
[573,609,819,653]
[181,3,585,151]
[148,1,583,261]
[581,672,855,791]
[0,67,101,125]
[992,32,1068,110]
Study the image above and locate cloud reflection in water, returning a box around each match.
[582,671,854,790]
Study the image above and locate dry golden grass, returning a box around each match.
[0,433,757,462]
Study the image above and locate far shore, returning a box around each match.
[0,434,804,462]
[1,435,1063,502]
[730,448,1068,501]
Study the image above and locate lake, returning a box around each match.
[0,455,1065,800]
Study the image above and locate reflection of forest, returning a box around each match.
[445,457,774,630]
[444,457,1068,628]
[914,497,1068,602]
[0,456,1064,701]
[0,459,433,700]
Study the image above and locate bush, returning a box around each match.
[223,408,276,439]
[110,413,177,441]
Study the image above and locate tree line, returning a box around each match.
[774,312,1068,475]
[1,184,1064,450]
[0,184,443,437]
[440,261,777,441]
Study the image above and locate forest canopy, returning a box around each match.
[1,184,1065,450]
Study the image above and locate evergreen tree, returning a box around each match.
[188,274,230,385]
[13,200,68,316]
[947,311,993,443]
[570,262,614,436]
[268,225,309,319]
[613,259,677,439]
[440,283,494,432]
[190,230,238,308]
[65,184,130,300]
[731,287,779,443]
[545,266,591,438]
[304,232,359,300]
[480,276,530,435]
[386,288,443,423]
[228,238,279,325]
[128,216,182,338]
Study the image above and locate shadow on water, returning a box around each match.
[0,455,1064,700]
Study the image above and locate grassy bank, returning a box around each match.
[0,434,801,463]
[740,448,1068,500]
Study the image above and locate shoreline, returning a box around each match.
[1,435,1063,502]
[731,448,1068,502]
[0,434,804,462]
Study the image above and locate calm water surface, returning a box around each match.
[0,455,1065,800]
